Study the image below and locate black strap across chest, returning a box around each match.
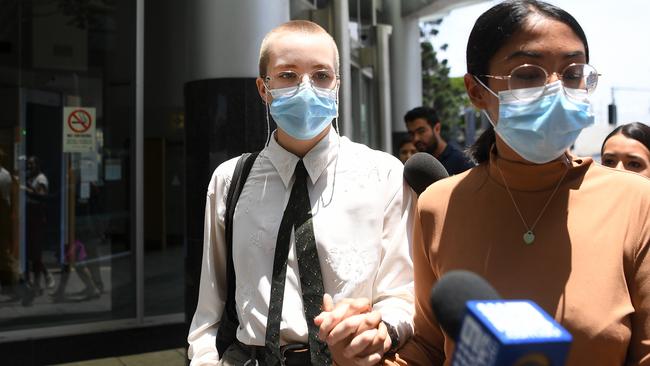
[216,152,258,355]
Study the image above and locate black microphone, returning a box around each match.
[430,270,501,340]
[430,270,572,366]
[403,152,449,195]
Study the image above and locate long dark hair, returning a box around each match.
[466,0,590,163]
[601,122,650,155]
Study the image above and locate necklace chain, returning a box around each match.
[495,158,569,244]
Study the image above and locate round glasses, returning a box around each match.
[482,63,600,101]
[265,69,339,96]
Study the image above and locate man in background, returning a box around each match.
[404,106,474,175]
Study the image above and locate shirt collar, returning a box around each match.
[266,128,340,188]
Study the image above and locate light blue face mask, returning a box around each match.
[268,81,338,140]
[476,78,595,164]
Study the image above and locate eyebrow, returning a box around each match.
[506,50,543,60]
[273,63,334,71]
[312,64,334,70]
[624,154,646,160]
[273,63,298,70]
[505,50,586,60]
[563,51,585,59]
[603,152,646,160]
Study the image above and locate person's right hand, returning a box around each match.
[315,294,372,339]
[315,295,390,366]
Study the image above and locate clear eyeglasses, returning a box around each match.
[265,69,339,98]
[481,63,600,101]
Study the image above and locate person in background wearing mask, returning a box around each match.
[188,20,414,366]
[601,122,650,178]
[403,106,474,175]
[397,137,417,164]
[384,1,650,365]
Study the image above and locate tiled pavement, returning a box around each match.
[54,348,186,366]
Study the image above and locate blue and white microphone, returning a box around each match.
[430,270,572,366]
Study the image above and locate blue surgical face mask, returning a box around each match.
[268,81,338,140]
[476,78,595,164]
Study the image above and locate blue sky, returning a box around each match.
[429,0,650,155]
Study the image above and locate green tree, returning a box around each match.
[420,20,470,144]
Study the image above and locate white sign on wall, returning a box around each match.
[63,107,96,153]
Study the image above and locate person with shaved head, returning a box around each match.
[188,20,414,366]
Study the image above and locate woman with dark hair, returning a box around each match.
[601,122,650,177]
[386,1,650,365]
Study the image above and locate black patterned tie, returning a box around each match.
[265,160,331,366]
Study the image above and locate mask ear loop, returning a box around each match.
[473,75,498,98]
[334,117,340,137]
[323,95,340,209]
[473,75,499,127]
[481,109,497,129]
[321,78,341,208]
[333,79,341,136]
[263,79,272,147]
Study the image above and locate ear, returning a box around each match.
[464,73,490,110]
[256,77,270,104]
[433,122,442,136]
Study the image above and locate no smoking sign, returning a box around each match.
[68,109,93,133]
[63,107,96,153]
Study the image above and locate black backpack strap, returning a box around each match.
[219,151,258,353]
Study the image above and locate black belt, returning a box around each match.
[235,340,311,366]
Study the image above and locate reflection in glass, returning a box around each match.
[0,0,136,331]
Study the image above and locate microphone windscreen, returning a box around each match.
[403,152,449,195]
[429,270,501,340]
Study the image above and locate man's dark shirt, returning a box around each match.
[437,144,474,175]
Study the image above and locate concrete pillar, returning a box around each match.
[375,25,394,153]
[332,0,353,138]
[184,0,289,324]
[187,0,290,80]
[386,0,422,133]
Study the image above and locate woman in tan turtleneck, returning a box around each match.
[386,1,650,365]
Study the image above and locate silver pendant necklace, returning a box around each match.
[495,159,569,245]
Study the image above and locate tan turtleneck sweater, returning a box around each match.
[386,150,650,366]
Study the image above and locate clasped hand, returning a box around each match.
[314,294,391,366]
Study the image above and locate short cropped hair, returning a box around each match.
[404,106,441,128]
[258,20,340,78]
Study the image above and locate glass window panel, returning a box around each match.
[0,0,136,331]
[142,0,185,317]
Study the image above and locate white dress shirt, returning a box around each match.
[188,128,415,364]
